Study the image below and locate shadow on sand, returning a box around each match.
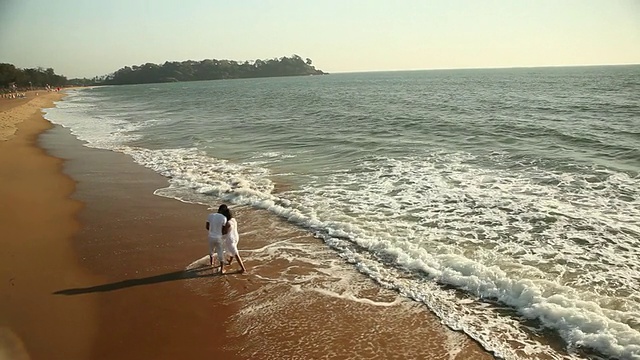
[52,266,227,296]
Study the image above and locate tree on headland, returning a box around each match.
[102,54,327,85]
[0,55,327,89]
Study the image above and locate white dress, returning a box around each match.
[224,218,240,256]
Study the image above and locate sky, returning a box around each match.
[1,0,639,78]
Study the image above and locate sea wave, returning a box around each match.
[43,71,640,360]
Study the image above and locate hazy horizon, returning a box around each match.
[1,0,639,78]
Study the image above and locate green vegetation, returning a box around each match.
[103,55,326,85]
[0,55,326,90]
[0,63,68,89]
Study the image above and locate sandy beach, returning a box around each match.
[1,93,495,359]
[0,92,98,360]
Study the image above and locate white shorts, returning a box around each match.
[208,236,224,263]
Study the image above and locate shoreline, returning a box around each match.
[40,124,240,360]
[1,93,496,359]
[0,92,99,360]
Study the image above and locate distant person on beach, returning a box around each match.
[221,207,247,273]
[206,204,228,273]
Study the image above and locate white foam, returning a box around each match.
[45,88,640,360]
[186,255,217,269]
[310,288,402,307]
[44,90,143,147]
[297,155,640,359]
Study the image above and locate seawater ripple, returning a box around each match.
[44,66,640,359]
[298,153,640,358]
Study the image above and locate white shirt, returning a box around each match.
[225,218,239,243]
[207,213,227,238]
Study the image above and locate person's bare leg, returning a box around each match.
[216,242,225,274]
[235,255,246,273]
[227,255,234,266]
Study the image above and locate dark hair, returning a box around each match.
[223,207,234,220]
[217,204,228,213]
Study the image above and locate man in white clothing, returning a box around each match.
[206,204,229,273]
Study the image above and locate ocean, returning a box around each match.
[44,65,640,359]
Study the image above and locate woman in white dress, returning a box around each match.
[222,207,247,273]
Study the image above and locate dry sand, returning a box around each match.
[1,92,496,359]
[0,92,99,360]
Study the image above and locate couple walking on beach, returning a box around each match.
[206,204,247,274]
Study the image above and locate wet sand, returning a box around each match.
[1,93,495,359]
[0,92,98,360]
